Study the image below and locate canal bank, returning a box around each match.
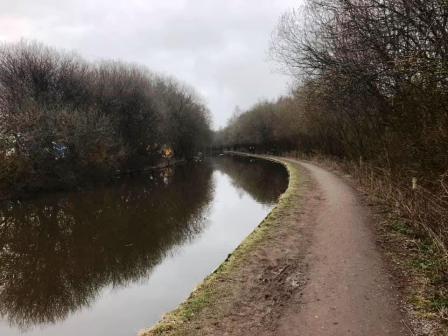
[140,154,314,335]
[141,154,409,336]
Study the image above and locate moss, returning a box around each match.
[391,220,413,235]
[141,155,302,336]
[178,288,213,321]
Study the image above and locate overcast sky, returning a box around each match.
[0,0,300,129]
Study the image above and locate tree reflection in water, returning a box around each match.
[0,156,287,330]
[0,163,214,329]
[213,156,288,205]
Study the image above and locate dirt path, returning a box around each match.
[144,157,409,336]
[277,159,408,335]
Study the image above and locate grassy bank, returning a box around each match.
[139,154,307,335]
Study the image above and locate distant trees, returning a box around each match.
[214,97,301,153]
[217,0,448,184]
[0,41,211,196]
[213,1,448,257]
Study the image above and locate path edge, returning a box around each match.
[139,153,307,336]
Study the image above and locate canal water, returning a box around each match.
[0,156,288,336]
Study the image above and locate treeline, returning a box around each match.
[215,2,448,323]
[214,97,301,154]
[211,97,297,153]
[216,0,448,185]
[215,0,448,261]
[0,41,211,195]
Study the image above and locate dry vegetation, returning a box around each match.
[289,153,448,334]
[214,0,448,264]
[214,0,448,331]
[0,41,211,197]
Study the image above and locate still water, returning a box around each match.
[0,156,288,336]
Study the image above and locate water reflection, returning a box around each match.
[0,163,214,329]
[0,156,288,333]
[213,156,289,204]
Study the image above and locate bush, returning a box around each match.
[0,41,211,196]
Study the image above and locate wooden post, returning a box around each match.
[412,177,418,190]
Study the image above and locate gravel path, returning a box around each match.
[277,159,407,336]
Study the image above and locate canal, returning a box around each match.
[0,156,288,336]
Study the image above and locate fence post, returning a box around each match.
[412,177,418,190]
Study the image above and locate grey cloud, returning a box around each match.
[0,0,300,128]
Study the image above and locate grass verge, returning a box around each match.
[376,209,447,335]
[139,154,302,336]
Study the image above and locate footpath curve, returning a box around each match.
[143,156,408,336]
[277,159,407,336]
